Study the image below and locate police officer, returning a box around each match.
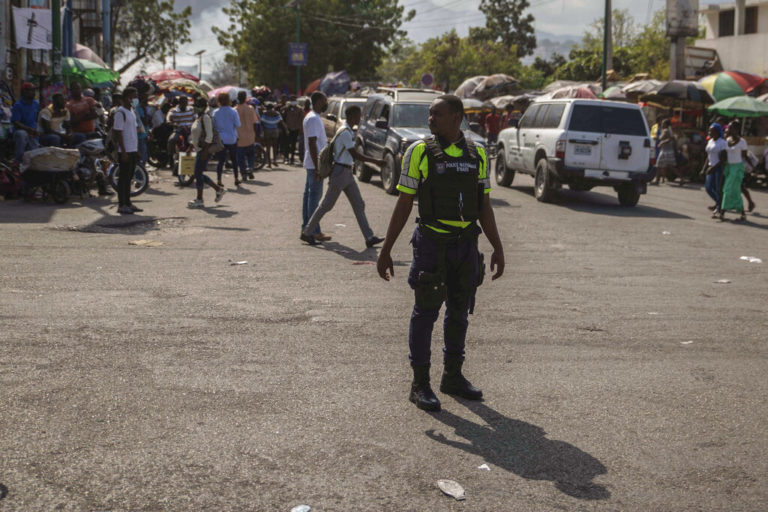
[377,95,505,412]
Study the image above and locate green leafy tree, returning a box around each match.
[553,9,670,82]
[470,0,536,58]
[111,0,192,74]
[215,0,414,89]
[377,30,521,91]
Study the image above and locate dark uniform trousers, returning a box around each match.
[407,225,481,366]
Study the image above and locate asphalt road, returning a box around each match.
[1,163,767,511]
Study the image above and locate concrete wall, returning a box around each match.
[695,32,768,74]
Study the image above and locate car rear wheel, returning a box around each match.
[534,159,555,203]
[380,152,398,195]
[617,184,640,207]
[495,150,514,187]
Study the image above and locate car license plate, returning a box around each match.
[574,145,591,155]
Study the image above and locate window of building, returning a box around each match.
[719,9,735,37]
[745,6,758,34]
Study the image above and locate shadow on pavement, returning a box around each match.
[507,186,691,219]
[244,180,272,187]
[199,206,238,219]
[0,482,7,500]
[231,186,256,195]
[0,196,116,224]
[427,400,610,500]
[490,197,519,208]
[143,187,175,197]
[320,240,377,262]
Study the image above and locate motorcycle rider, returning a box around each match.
[166,96,196,174]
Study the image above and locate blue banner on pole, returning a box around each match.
[289,43,308,67]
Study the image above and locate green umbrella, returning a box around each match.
[708,95,768,117]
[62,57,120,86]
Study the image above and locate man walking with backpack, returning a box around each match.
[188,98,226,208]
[299,105,385,248]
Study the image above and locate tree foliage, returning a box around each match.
[554,10,670,82]
[470,0,536,58]
[111,0,192,74]
[376,30,521,91]
[214,0,414,89]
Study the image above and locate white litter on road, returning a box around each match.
[715,279,731,284]
[291,506,311,512]
[740,256,763,264]
[662,231,671,235]
[230,261,248,265]
[335,223,346,227]
[478,463,491,471]
[680,341,694,345]
[437,479,466,500]
[648,312,659,315]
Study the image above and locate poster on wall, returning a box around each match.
[12,7,52,51]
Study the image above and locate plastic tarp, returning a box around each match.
[319,71,350,96]
[21,147,80,173]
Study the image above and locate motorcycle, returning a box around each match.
[172,127,196,186]
[74,138,149,198]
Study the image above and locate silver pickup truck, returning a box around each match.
[495,99,656,206]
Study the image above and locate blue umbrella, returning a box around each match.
[62,0,74,57]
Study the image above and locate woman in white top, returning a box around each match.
[703,123,727,217]
[720,121,748,221]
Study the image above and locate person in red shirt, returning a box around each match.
[66,82,101,137]
[484,107,502,146]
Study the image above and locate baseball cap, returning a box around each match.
[21,82,35,90]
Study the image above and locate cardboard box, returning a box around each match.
[179,154,196,176]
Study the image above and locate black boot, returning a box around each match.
[409,364,441,411]
[440,356,483,400]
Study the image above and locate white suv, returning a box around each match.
[495,99,655,206]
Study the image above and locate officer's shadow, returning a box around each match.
[426,400,610,500]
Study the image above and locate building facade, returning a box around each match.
[696,0,768,75]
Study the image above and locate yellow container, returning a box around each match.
[179,154,196,176]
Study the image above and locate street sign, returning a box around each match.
[289,43,308,67]
[421,73,433,88]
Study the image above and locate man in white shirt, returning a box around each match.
[300,105,385,248]
[112,87,142,215]
[301,92,330,241]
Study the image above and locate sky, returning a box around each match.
[135,0,721,79]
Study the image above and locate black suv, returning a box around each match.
[354,88,485,194]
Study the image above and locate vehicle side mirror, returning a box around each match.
[375,119,388,129]
[326,114,337,122]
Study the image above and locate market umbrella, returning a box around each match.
[304,79,321,95]
[74,44,107,67]
[208,85,250,101]
[157,78,205,97]
[319,70,350,96]
[61,57,120,86]
[641,80,715,104]
[473,74,519,100]
[621,79,663,96]
[454,76,486,98]
[708,95,768,117]
[699,71,767,101]
[149,69,200,83]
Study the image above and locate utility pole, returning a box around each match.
[52,0,62,81]
[296,0,301,94]
[172,25,176,69]
[601,0,612,90]
[194,49,206,80]
[102,0,111,68]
